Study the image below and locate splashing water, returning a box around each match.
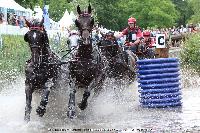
[0,67,200,133]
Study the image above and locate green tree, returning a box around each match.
[171,0,194,26]
[16,0,72,22]
[91,0,179,30]
[181,33,200,73]
[188,0,200,23]
[90,0,126,30]
[48,0,89,22]
[15,0,43,10]
[125,0,179,28]
[16,0,180,29]
[48,0,71,22]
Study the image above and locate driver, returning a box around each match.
[120,17,142,53]
[99,31,118,46]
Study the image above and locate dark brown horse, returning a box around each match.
[67,4,105,119]
[24,19,62,122]
[98,33,137,82]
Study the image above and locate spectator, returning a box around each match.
[0,13,4,24]
[54,32,61,45]
[179,25,187,33]
[18,16,25,28]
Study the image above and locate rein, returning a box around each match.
[28,28,47,65]
[61,46,78,60]
[29,27,44,31]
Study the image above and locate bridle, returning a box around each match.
[80,29,92,45]
[28,27,46,65]
[28,27,45,48]
[77,13,93,45]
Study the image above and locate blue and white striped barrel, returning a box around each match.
[136,58,182,108]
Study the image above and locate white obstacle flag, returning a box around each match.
[156,34,166,48]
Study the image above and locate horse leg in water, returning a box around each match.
[93,73,106,96]
[24,83,33,122]
[78,71,105,110]
[67,77,77,119]
[78,87,90,110]
[36,78,54,117]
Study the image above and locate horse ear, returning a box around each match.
[88,4,92,14]
[24,33,29,42]
[77,5,81,15]
[75,19,79,27]
[25,19,31,27]
[40,17,44,27]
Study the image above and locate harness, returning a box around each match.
[29,27,44,31]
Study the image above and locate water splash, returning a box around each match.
[0,69,200,133]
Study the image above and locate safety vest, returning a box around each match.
[126,28,139,43]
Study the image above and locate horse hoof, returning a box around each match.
[67,110,76,119]
[36,106,46,117]
[78,102,88,110]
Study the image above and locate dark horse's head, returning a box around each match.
[75,4,94,45]
[99,31,120,58]
[24,18,49,65]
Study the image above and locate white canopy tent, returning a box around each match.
[33,6,43,20]
[69,11,76,21]
[26,8,33,18]
[0,0,32,21]
[0,0,27,12]
[58,9,74,29]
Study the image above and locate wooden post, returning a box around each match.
[154,33,186,58]
[155,34,169,58]
[155,48,169,58]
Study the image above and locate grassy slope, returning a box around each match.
[180,33,200,73]
[0,35,30,80]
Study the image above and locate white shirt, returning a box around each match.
[180,28,187,33]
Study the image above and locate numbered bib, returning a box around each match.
[131,34,136,40]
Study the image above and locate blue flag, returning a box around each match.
[43,5,50,30]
